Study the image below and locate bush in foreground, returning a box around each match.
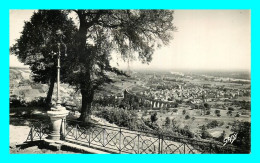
[96,107,138,129]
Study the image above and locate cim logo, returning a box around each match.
[223,132,237,146]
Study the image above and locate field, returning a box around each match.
[137,106,250,138]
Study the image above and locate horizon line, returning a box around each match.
[10,66,251,72]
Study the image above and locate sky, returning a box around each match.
[9,10,251,71]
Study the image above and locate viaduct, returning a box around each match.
[123,89,176,109]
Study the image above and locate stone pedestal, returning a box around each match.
[47,107,69,141]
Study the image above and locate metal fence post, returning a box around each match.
[39,124,42,140]
[30,127,33,141]
[137,134,140,154]
[88,128,91,146]
[64,118,66,139]
[61,118,66,140]
[119,128,122,153]
[103,128,106,147]
[61,119,63,140]
[158,134,161,154]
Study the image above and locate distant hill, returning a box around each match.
[10,67,47,102]
[9,67,132,105]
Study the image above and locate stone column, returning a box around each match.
[47,108,69,141]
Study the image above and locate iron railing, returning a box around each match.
[26,120,51,141]
[26,119,239,153]
[62,119,239,154]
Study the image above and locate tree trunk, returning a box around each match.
[78,88,94,122]
[45,76,55,109]
[75,11,94,122]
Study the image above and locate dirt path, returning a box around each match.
[9,125,30,147]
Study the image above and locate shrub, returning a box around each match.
[235,113,240,117]
[228,107,235,111]
[178,127,195,138]
[206,120,224,129]
[185,115,190,120]
[182,109,186,115]
[201,125,212,139]
[10,96,46,108]
[215,109,221,117]
[204,103,210,109]
[227,110,233,116]
[10,98,26,107]
[205,110,211,115]
[216,130,226,142]
[135,119,151,131]
[215,109,220,115]
[231,121,251,153]
[172,108,178,112]
[143,118,160,131]
[172,119,178,129]
[27,97,46,107]
[96,107,138,129]
[150,112,158,123]
[206,120,218,129]
[165,117,171,126]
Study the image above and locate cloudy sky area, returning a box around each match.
[9,10,251,71]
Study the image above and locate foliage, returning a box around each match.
[165,117,171,126]
[10,96,27,108]
[175,126,194,138]
[216,130,226,142]
[143,118,160,131]
[65,10,175,121]
[214,109,220,114]
[200,125,213,139]
[215,109,221,117]
[185,115,190,120]
[231,121,251,153]
[235,113,240,117]
[10,96,46,108]
[182,109,186,115]
[206,120,224,129]
[228,107,234,111]
[227,110,233,116]
[11,10,175,120]
[96,107,138,129]
[204,103,210,109]
[232,100,250,110]
[135,119,152,131]
[11,10,76,82]
[171,118,178,129]
[27,97,47,107]
[10,10,77,106]
[150,112,158,123]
